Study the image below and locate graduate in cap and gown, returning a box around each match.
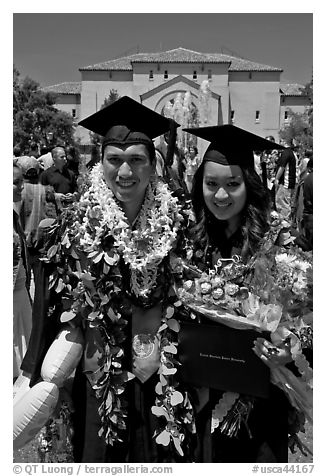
[181,125,311,462]
[20,97,196,462]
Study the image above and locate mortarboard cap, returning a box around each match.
[183,124,284,168]
[79,96,178,151]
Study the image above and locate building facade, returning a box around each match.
[43,47,309,147]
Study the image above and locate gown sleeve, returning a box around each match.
[20,260,61,386]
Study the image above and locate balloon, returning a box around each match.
[13,373,31,405]
[13,381,59,449]
[41,326,84,387]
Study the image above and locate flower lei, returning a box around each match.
[41,163,195,458]
[74,163,182,298]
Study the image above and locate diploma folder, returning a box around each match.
[179,321,270,398]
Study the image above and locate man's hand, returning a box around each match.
[63,193,74,202]
[55,192,74,202]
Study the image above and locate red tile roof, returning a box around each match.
[280,83,306,96]
[79,53,149,71]
[79,47,282,72]
[42,82,81,94]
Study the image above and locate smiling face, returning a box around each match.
[102,143,154,220]
[13,166,24,202]
[203,161,247,227]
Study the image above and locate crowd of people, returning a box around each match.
[13,96,313,464]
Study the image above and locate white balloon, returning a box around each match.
[13,381,59,449]
[13,373,31,405]
[41,326,84,387]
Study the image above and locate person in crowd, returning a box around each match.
[292,155,310,233]
[13,144,22,158]
[154,148,165,177]
[17,155,56,292]
[155,127,187,197]
[21,97,196,463]
[66,145,80,176]
[184,145,201,193]
[274,138,297,221]
[253,150,262,180]
[28,142,40,160]
[302,158,313,250]
[39,146,77,213]
[182,124,310,462]
[13,161,32,381]
[261,136,280,210]
[295,158,313,251]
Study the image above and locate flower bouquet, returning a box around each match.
[175,216,313,445]
[178,257,283,333]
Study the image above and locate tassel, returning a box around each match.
[165,119,178,167]
[219,397,254,438]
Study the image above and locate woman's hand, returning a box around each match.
[252,337,293,368]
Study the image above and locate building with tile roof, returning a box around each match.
[43,82,81,122]
[43,47,309,148]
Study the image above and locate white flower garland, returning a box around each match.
[74,163,183,297]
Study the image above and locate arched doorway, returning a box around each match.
[158,92,200,151]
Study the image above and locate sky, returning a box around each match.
[13,12,313,88]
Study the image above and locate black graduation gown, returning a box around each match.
[21,261,188,463]
[191,231,291,463]
[71,369,185,463]
[194,384,290,462]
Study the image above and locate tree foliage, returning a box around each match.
[280,78,313,156]
[13,65,76,153]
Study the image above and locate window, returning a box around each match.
[149,70,154,80]
[231,110,235,123]
[255,110,260,123]
[72,109,76,118]
[164,70,168,80]
[193,70,197,80]
[208,69,212,80]
[284,110,289,121]
[249,72,252,79]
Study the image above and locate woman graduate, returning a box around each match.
[177,125,313,462]
[19,97,196,462]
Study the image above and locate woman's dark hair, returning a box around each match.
[191,160,271,261]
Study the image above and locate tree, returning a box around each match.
[13,65,76,153]
[280,78,313,156]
